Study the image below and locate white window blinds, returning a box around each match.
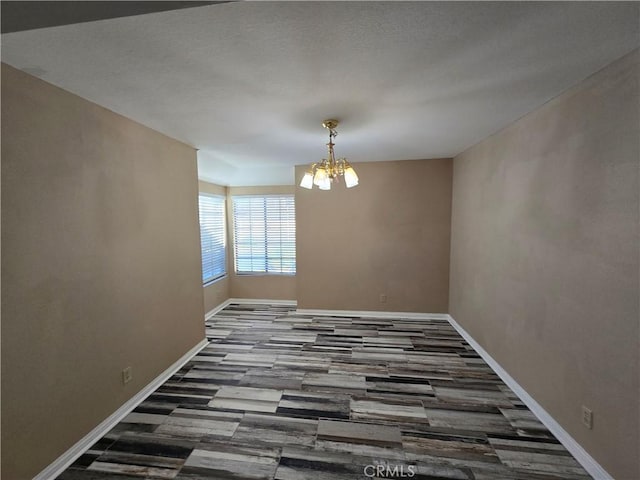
[232,195,296,274]
[198,194,226,284]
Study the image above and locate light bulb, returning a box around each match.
[318,176,331,190]
[344,166,359,188]
[300,171,313,189]
[313,167,328,186]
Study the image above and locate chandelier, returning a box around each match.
[300,119,359,190]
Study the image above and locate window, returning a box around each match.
[198,194,226,284]
[232,195,296,274]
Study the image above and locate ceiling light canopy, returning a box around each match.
[300,120,358,190]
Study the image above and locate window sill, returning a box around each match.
[234,272,296,277]
[203,274,228,287]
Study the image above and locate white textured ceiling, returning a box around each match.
[2,2,638,186]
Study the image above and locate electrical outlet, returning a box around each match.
[581,405,593,429]
[122,366,133,385]
[379,294,387,303]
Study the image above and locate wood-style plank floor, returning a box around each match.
[58,303,591,480]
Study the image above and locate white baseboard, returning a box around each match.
[205,298,233,319]
[205,298,299,320]
[296,308,449,321]
[446,314,613,480]
[209,302,440,321]
[34,338,209,480]
[228,297,297,306]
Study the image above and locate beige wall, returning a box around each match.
[1,64,206,480]
[296,159,452,312]
[199,181,231,313]
[203,275,230,314]
[227,185,297,301]
[449,50,639,479]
